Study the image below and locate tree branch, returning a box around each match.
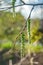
[0,3,43,10]
[20,0,26,4]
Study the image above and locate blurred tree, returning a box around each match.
[0,11,25,42]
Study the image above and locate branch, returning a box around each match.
[0,3,43,10]
[20,0,26,4]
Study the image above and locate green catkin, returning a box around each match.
[27,19,31,44]
[21,32,25,59]
[12,0,16,17]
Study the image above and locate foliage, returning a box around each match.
[31,19,41,43]
[0,11,25,41]
[25,43,43,53]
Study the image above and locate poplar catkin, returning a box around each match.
[27,19,31,44]
[21,32,25,58]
